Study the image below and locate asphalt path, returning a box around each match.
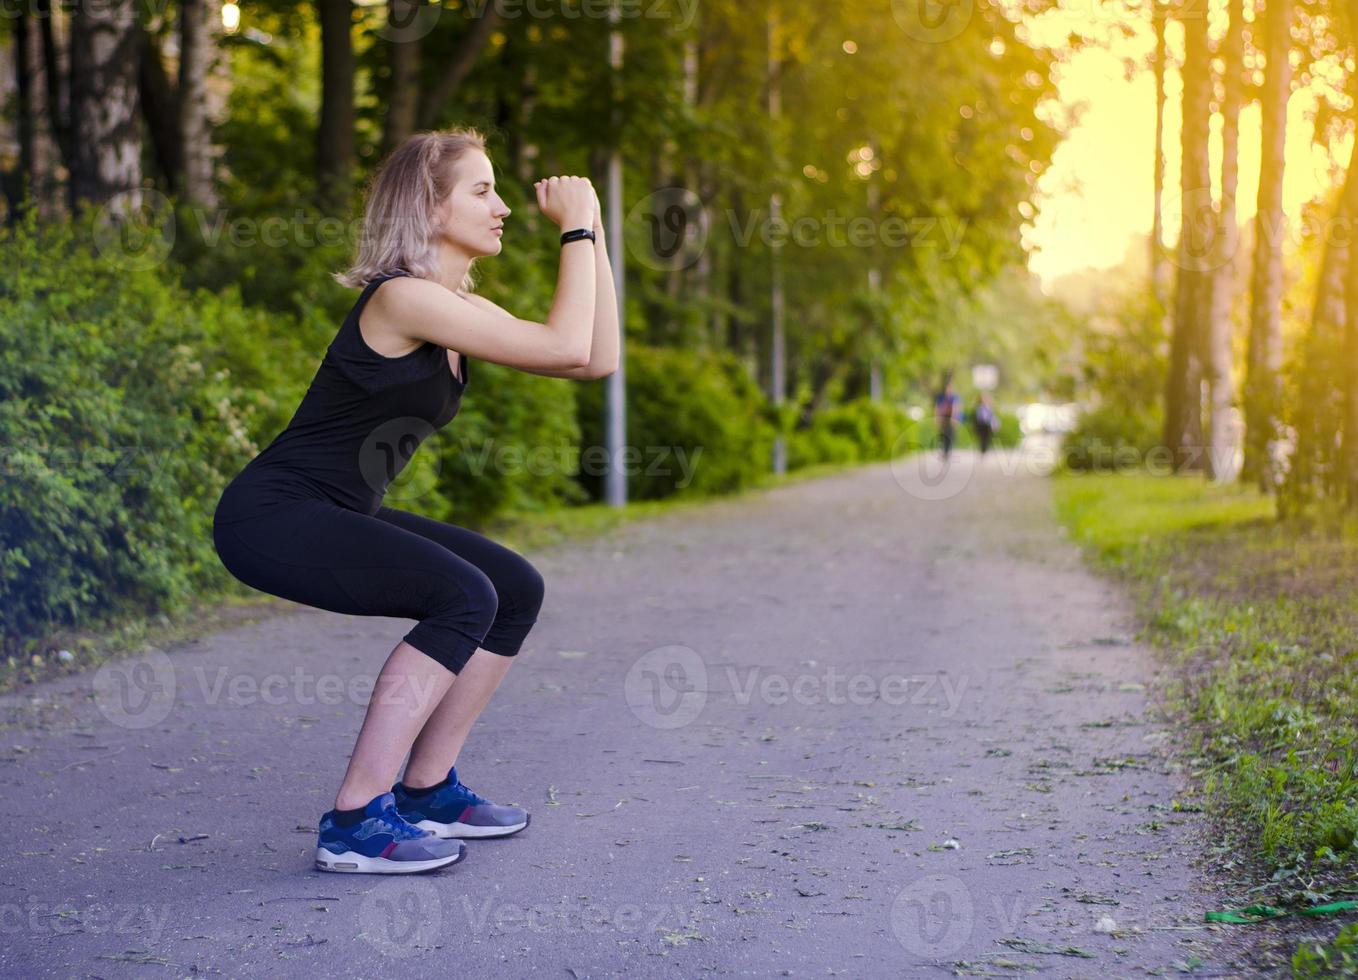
[1,446,1244,978]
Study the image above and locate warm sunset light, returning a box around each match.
[5,4,1357,972]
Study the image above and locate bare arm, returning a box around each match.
[579,217,620,379]
[456,291,615,380]
[367,175,598,372]
[453,214,619,380]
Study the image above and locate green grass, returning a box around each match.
[1053,471,1358,918]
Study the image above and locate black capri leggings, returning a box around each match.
[212,497,545,674]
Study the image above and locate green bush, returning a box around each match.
[414,360,590,525]
[815,399,915,460]
[0,209,283,648]
[785,400,1018,470]
[788,426,861,469]
[1060,402,1162,471]
[1294,920,1358,978]
[0,209,607,651]
[575,342,775,500]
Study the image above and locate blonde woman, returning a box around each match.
[212,128,618,874]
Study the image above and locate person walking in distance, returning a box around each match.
[933,373,963,460]
[211,128,618,874]
[971,391,999,455]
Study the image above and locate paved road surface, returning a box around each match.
[2,448,1243,977]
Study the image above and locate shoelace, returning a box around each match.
[374,803,426,840]
[449,775,490,808]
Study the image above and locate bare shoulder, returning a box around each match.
[362,276,452,350]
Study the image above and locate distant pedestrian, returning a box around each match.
[934,374,963,459]
[972,392,1000,455]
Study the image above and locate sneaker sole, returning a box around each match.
[313,844,466,874]
[413,811,530,839]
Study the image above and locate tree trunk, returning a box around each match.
[381,0,421,155]
[317,0,355,209]
[35,0,72,185]
[68,0,142,211]
[4,6,37,218]
[1242,0,1291,491]
[1150,0,1173,324]
[1204,0,1244,480]
[177,0,217,208]
[138,27,181,191]
[1282,192,1348,516]
[1162,0,1212,470]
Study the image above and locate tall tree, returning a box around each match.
[1150,0,1173,329]
[380,0,422,155]
[1242,0,1292,490]
[34,0,71,188]
[177,0,218,208]
[317,0,355,208]
[1204,0,1245,480]
[1162,0,1212,469]
[68,0,143,211]
[3,5,37,217]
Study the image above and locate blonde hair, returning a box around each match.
[333,127,490,292]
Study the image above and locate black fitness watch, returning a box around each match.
[560,228,596,246]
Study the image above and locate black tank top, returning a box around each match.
[214,271,468,524]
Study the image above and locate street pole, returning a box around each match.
[604,0,627,506]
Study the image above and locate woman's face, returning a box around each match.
[437,149,511,258]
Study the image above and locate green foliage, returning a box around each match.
[788,398,912,469]
[0,209,279,648]
[1060,403,1163,472]
[788,426,861,469]
[813,399,913,460]
[1294,921,1358,978]
[414,361,591,526]
[1054,473,1358,886]
[1061,284,1168,471]
[574,343,776,501]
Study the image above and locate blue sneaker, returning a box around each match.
[392,765,530,839]
[315,791,467,874]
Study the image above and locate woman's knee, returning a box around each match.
[517,559,546,617]
[445,567,500,635]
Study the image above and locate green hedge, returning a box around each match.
[0,209,283,648]
[575,342,776,500]
[1060,402,1162,472]
[786,400,1018,470]
[0,212,592,651]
